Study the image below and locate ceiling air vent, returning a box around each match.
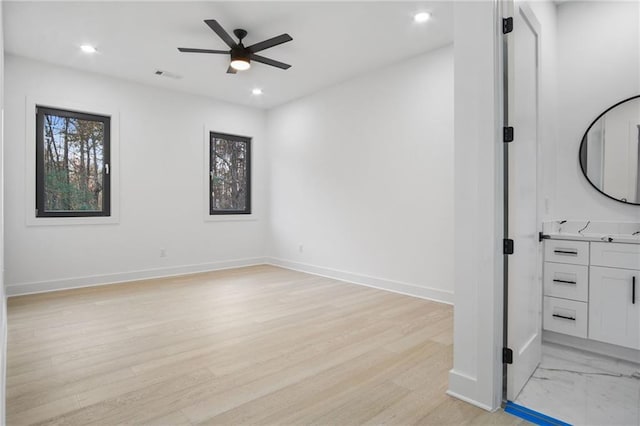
[154,70,182,80]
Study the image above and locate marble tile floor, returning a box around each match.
[515,343,640,425]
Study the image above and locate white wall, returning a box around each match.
[0,0,7,421]
[448,0,503,411]
[4,55,268,295]
[554,1,640,221]
[266,45,454,303]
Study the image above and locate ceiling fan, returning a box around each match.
[178,20,293,74]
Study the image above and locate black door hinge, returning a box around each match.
[503,126,514,143]
[503,347,513,364]
[503,239,514,255]
[539,231,550,242]
[503,17,513,34]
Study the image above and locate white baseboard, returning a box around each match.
[543,330,640,365]
[6,257,268,297]
[266,257,453,305]
[446,391,495,412]
[8,256,455,306]
[1,294,6,423]
[447,369,496,412]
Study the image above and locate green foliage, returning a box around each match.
[42,114,104,212]
[44,169,99,211]
[211,137,249,211]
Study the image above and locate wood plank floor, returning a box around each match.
[6,265,523,425]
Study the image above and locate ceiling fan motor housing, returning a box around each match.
[231,45,251,65]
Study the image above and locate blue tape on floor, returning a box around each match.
[504,401,572,426]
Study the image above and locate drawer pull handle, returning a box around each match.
[553,279,577,285]
[552,313,576,321]
[633,276,636,305]
[554,250,578,256]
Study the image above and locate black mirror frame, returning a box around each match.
[579,94,640,206]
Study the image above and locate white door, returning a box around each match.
[506,2,542,401]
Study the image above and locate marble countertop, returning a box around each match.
[542,221,640,245]
[545,232,640,244]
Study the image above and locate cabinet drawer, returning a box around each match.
[543,262,588,302]
[543,296,588,338]
[591,242,640,270]
[544,240,589,265]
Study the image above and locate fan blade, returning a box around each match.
[205,19,237,48]
[226,66,237,74]
[250,54,291,70]
[247,34,292,53]
[178,47,229,54]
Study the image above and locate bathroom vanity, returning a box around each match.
[542,222,640,360]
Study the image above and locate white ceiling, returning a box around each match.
[4,1,454,109]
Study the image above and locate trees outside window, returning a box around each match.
[36,106,110,217]
[209,132,251,215]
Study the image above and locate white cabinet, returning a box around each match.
[589,266,640,350]
[544,239,640,352]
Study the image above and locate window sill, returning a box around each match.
[204,215,258,223]
[26,215,119,227]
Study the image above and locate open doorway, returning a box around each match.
[503,1,640,425]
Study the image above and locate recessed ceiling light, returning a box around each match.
[80,44,97,54]
[414,12,431,23]
[252,88,263,96]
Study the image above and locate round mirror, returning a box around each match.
[579,95,640,205]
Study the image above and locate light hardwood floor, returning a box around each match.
[6,265,523,425]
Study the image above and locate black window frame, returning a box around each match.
[35,106,111,218]
[209,131,252,215]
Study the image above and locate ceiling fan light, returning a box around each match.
[230,59,251,71]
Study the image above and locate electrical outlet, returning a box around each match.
[298,244,304,253]
[160,248,167,258]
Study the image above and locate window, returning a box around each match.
[209,132,251,215]
[36,106,111,217]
